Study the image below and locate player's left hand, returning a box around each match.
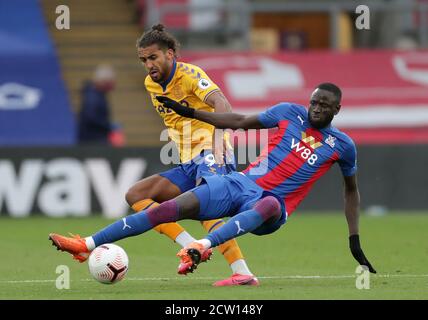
[156,96,195,118]
[349,234,377,273]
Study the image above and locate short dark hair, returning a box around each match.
[316,83,342,104]
[136,24,180,58]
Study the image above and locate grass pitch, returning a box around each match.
[0,212,427,300]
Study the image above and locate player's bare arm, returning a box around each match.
[204,91,233,163]
[343,174,377,273]
[156,96,265,130]
[194,110,264,130]
[343,174,360,236]
[205,90,232,113]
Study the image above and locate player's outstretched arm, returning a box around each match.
[156,96,265,130]
[343,175,377,273]
[205,90,232,113]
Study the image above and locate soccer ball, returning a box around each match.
[88,244,129,284]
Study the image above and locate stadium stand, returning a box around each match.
[41,0,164,146]
[0,0,75,145]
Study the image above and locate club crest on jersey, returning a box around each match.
[198,78,211,90]
[301,132,323,149]
[325,135,336,148]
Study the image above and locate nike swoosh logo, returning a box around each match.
[232,277,257,285]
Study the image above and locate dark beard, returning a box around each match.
[308,113,333,129]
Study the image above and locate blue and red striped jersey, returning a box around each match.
[243,103,357,215]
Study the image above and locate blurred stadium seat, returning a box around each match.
[41,0,164,146]
[0,0,75,145]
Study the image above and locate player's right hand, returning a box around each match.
[156,96,195,118]
[349,234,377,273]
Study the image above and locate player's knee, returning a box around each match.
[125,175,167,206]
[125,183,157,206]
[125,185,147,206]
[254,196,281,222]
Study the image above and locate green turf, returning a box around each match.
[0,212,427,300]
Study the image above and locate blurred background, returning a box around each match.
[0,0,427,218]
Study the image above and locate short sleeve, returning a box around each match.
[338,140,357,177]
[187,66,220,102]
[258,103,293,128]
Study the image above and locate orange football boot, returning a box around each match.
[176,242,213,275]
[49,233,90,263]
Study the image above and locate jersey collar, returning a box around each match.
[160,59,177,92]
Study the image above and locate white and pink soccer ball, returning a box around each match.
[88,244,129,284]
